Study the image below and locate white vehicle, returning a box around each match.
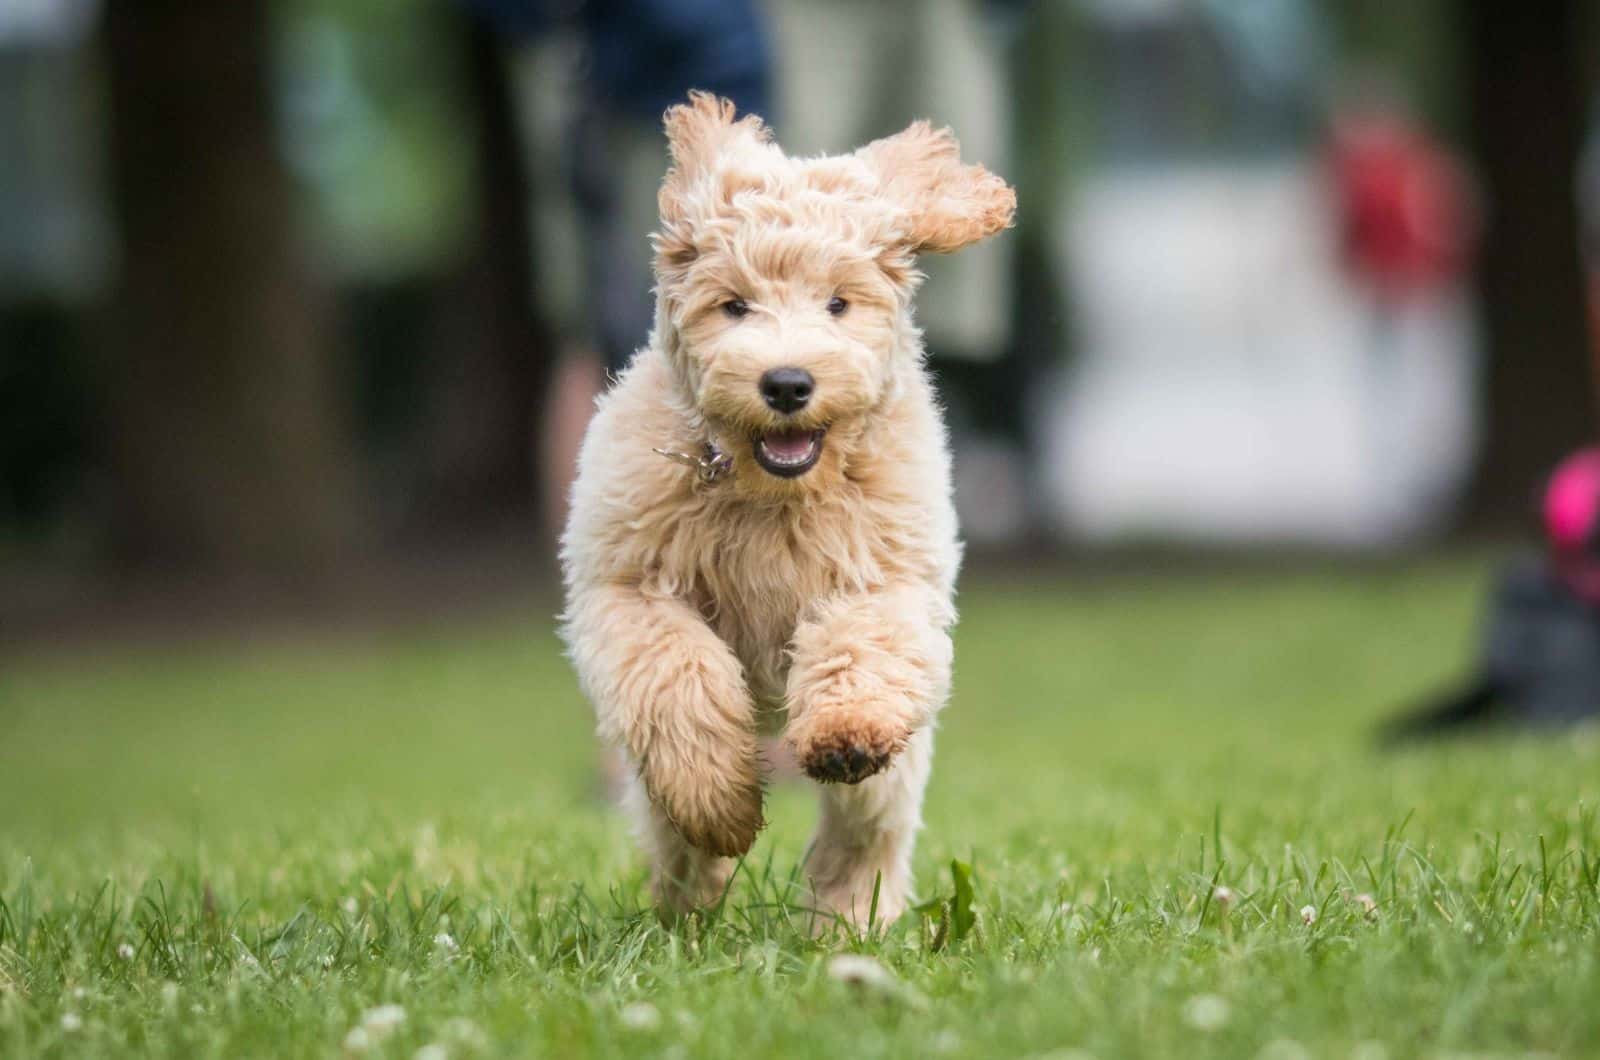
[1036,2,1478,546]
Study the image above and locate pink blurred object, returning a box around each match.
[1544,447,1600,603]
[1543,448,1600,548]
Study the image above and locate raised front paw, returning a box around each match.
[641,750,765,857]
[786,710,911,785]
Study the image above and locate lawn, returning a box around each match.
[2,557,1597,1058]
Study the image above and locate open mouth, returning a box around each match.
[753,427,826,478]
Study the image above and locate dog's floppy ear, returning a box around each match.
[662,91,770,182]
[856,120,1016,254]
[655,92,772,272]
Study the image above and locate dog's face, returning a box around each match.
[651,94,1015,492]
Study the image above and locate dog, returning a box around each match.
[560,93,1014,928]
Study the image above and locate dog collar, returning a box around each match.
[652,441,734,485]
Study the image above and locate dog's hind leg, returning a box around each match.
[803,726,933,931]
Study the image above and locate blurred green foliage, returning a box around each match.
[275,0,476,280]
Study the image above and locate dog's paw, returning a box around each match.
[810,882,908,934]
[787,712,910,785]
[643,757,765,858]
[680,782,765,858]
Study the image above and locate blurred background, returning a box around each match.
[3,0,1600,641]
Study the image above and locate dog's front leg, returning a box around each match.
[783,584,953,928]
[784,583,953,784]
[566,584,764,913]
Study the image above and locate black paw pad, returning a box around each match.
[803,741,891,785]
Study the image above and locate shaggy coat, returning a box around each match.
[561,94,1014,927]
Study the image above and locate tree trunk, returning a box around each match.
[1463,3,1594,524]
[102,0,355,572]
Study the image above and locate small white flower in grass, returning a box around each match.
[413,1045,448,1060]
[443,1018,486,1048]
[1299,904,1317,926]
[341,897,359,916]
[828,954,897,990]
[1354,893,1377,917]
[434,932,458,956]
[1182,994,1230,1032]
[827,954,928,1009]
[619,1001,661,1031]
[116,942,135,961]
[60,1011,84,1033]
[1256,1038,1310,1060]
[1212,886,1235,908]
[70,986,87,1001]
[344,1004,408,1054]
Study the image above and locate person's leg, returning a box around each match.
[906,0,1013,362]
[540,349,602,540]
[764,0,886,153]
[502,35,601,540]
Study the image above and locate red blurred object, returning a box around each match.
[1330,112,1476,299]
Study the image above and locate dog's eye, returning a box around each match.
[827,296,848,316]
[722,298,751,319]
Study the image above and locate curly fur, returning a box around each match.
[561,92,1015,927]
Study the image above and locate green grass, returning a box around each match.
[2,558,1598,1058]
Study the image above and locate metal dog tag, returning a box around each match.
[652,443,733,485]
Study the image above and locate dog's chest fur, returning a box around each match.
[677,492,896,711]
[566,350,956,716]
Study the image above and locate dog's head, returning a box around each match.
[650,93,1015,493]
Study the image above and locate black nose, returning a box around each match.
[759,367,814,414]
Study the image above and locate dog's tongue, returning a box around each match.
[762,428,814,461]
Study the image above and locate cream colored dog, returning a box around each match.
[561,93,1014,928]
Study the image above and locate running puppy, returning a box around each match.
[561,93,1014,927]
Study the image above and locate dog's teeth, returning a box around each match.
[762,443,813,464]
[755,430,824,474]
